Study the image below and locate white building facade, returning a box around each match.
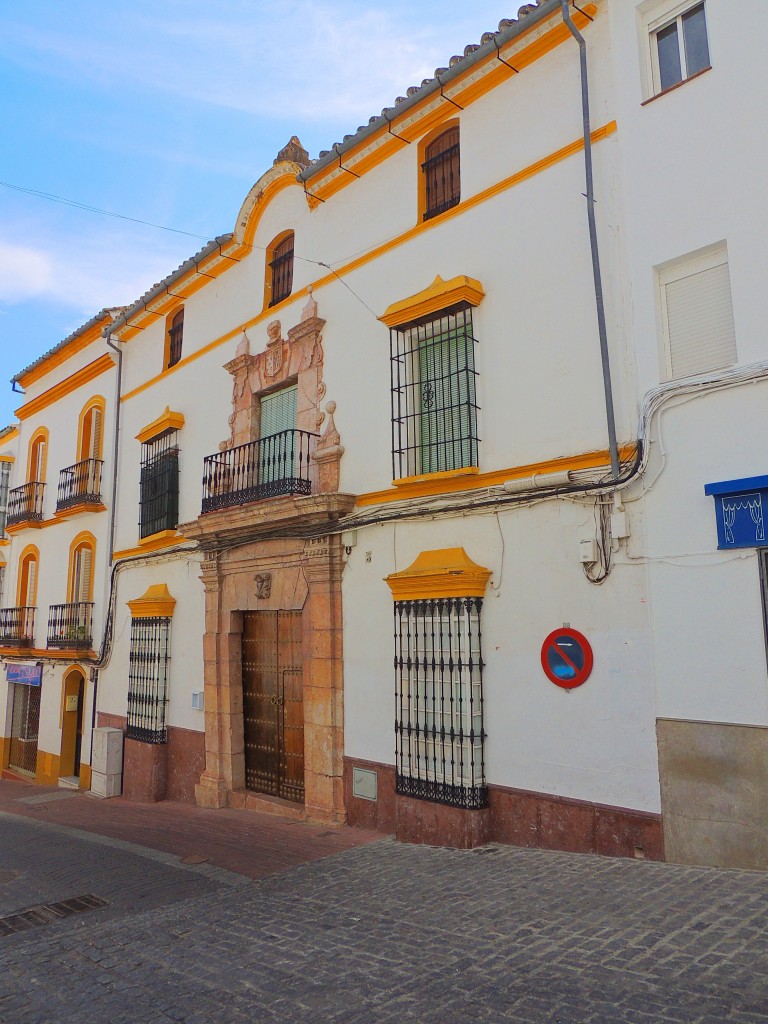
[2,0,764,869]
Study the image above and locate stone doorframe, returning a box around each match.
[194,529,349,824]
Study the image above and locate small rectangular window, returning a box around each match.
[390,304,479,480]
[269,234,294,307]
[422,126,460,221]
[139,430,179,539]
[645,1,710,97]
[657,242,736,380]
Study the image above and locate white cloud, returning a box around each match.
[0,228,190,313]
[0,243,54,304]
[0,1,489,123]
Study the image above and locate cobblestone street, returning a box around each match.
[1,792,768,1023]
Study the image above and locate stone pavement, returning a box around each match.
[1,782,768,1023]
[0,777,381,878]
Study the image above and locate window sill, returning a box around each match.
[393,466,479,488]
[642,65,712,106]
[138,529,180,548]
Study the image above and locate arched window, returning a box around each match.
[78,398,104,463]
[27,429,48,483]
[421,124,460,221]
[68,534,95,604]
[166,308,184,369]
[267,232,294,307]
[17,546,39,609]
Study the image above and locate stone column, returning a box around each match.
[301,534,346,824]
[195,553,245,808]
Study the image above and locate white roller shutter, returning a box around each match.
[661,251,736,379]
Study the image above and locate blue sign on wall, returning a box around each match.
[6,663,42,686]
[704,475,768,549]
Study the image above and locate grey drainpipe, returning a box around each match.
[89,330,123,760]
[104,332,123,566]
[561,0,620,480]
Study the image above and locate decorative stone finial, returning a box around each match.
[301,283,318,323]
[235,327,250,359]
[274,136,310,168]
[317,400,341,450]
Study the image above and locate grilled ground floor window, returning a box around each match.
[139,429,179,539]
[126,616,170,743]
[394,596,486,808]
[390,303,479,479]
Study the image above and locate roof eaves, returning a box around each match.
[11,307,123,385]
[298,0,561,184]
[104,233,234,336]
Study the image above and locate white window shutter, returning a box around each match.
[665,260,736,379]
[90,408,103,460]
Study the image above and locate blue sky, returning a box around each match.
[0,0,518,427]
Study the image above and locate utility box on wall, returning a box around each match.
[90,727,123,799]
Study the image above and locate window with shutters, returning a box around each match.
[0,545,37,645]
[78,400,104,463]
[0,461,10,536]
[640,1,711,100]
[657,242,736,380]
[57,398,105,511]
[166,308,184,369]
[390,304,479,480]
[139,429,179,539]
[420,122,460,222]
[69,538,94,604]
[47,533,95,648]
[267,232,294,307]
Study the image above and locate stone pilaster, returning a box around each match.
[301,534,346,824]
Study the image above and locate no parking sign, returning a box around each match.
[540,628,593,689]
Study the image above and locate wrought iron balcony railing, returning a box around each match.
[6,482,45,527]
[0,607,36,647]
[201,429,317,514]
[57,458,103,511]
[47,602,94,649]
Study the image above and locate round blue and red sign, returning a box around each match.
[540,628,593,689]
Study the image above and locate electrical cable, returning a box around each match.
[0,180,211,240]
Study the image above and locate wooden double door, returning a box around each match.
[242,611,304,803]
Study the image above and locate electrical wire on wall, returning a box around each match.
[582,495,613,585]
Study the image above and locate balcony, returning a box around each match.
[57,458,103,512]
[0,607,36,647]
[6,482,45,527]
[47,602,94,649]
[201,429,317,514]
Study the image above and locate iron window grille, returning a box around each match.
[422,126,460,221]
[394,596,486,809]
[139,430,179,539]
[390,303,479,479]
[269,234,294,307]
[127,616,171,743]
[9,682,40,773]
[168,309,184,368]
